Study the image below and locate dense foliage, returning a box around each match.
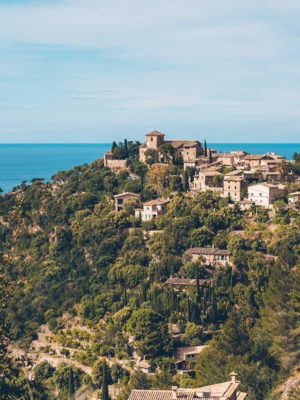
[0,150,299,400]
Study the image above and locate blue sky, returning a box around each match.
[0,0,300,143]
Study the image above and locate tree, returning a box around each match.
[144,149,157,166]
[183,170,189,192]
[126,309,171,358]
[204,140,207,157]
[102,361,110,400]
[69,367,75,399]
[111,142,117,152]
[209,151,213,164]
[147,164,170,194]
[158,143,174,163]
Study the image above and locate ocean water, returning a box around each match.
[0,143,299,193]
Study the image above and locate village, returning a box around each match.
[106,130,299,217]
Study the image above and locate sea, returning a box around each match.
[0,143,299,193]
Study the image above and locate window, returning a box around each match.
[187,152,189,155]
[151,137,153,141]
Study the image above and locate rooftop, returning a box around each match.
[143,198,170,206]
[114,192,140,198]
[165,277,211,286]
[146,130,165,137]
[185,247,231,256]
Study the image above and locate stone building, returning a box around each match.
[175,346,207,372]
[114,192,140,212]
[191,171,223,193]
[104,150,128,172]
[139,130,203,164]
[128,372,247,400]
[223,175,248,202]
[288,191,300,205]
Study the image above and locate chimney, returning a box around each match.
[230,371,237,383]
[172,386,178,399]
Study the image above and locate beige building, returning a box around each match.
[185,247,231,267]
[128,372,247,400]
[223,175,248,202]
[135,198,170,221]
[175,346,207,371]
[104,150,128,172]
[139,130,203,164]
[288,191,300,205]
[114,192,140,212]
[192,171,223,192]
[248,183,286,208]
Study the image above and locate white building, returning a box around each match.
[135,198,170,221]
[248,183,286,208]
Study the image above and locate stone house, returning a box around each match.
[248,183,286,208]
[184,247,231,267]
[191,171,223,192]
[128,372,247,400]
[135,198,170,221]
[114,192,140,212]
[223,175,248,202]
[104,150,128,172]
[288,191,300,205]
[139,130,203,164]
[135,359,155,374]
[217,153,235,166]
[165,277,212,289]
[243,154,279,169]
[175,346,207,372]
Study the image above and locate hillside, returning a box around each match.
[0,153,299,400]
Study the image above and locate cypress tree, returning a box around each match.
[204,140,207,157]
[209,150,213,164]
[183,170,189,192]
[124,139,129,158]
[196,265,201,302]
[68,367,75,399]
[102,361,110,400]
[111,141,117,152]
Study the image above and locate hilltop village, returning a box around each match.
[0,131,299,400]
[105,130,299,213]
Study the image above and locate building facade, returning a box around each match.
[223,175,248,202]
[114,192,140,212]
[248,183,286,208]
[185,247,231,266]
[135,198,170,221]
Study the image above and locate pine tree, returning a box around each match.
[102,361,110,400]
[204,140,207,157]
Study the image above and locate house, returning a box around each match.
[175,346,207,372]
[217,153,235,166]
[191,171,223,192]
[243,154,279,169]
[135,198,170,221]
[135,359,155,374]
[248,183,286,208]
[288,191,300,205]
[165,277,212,288]
[184,247,231,266]
[128,372,247,400]
[104,150,128,172]
[230,150,249,164]
[223,175,248,202]
[114,192,140,212]
[139,131,203,164]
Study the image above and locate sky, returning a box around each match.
[0,0,300,143]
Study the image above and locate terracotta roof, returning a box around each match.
[224,170,243,176]
[140,142,147,148]
[289,191,300,196]
[143,198,170,206]
[165,277,211,286]
[165,140,200,149]
[224,176,245,181]
[114,192,140,198]
[105,150,113,154]
[128,381,245,400]
[217,153,234,159]
[185,247,231,256]
[146,130,165,137]
[243,154,270,160]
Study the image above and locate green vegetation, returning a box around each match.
[0,149,299,400]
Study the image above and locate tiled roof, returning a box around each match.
[105,150,113,154]
[224,176,245,181]
[128,381,245,400]
[165,277,211,286]
[224,170,243,176]
[140,142,147,148]
[114,192,140,198]
[243,154,270,160]
[185,247,231,256]
[289,191,300,196]
[217,153,234,159]
[146,130,165,137]
[143,198,170,206]
[165,140,200,149]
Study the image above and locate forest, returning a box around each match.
[0,141,299,400]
